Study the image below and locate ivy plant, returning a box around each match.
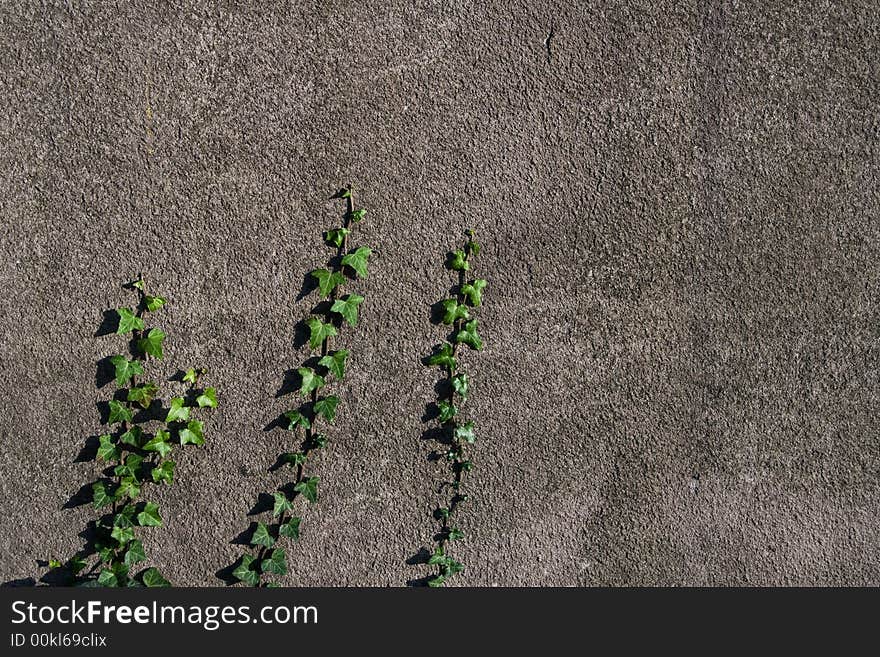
[421,230,486,587]
[48,279,218,587]
[232,185,372,587]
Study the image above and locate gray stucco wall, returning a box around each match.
[1,1,877,586]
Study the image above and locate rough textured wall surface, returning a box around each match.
[1,0,877,586]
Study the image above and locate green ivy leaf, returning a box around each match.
[441,299,469,325]
[179,420,205,446]
[143,429,173,457]
[137,502,162,527]
[314,396,339,424]
[97,568,119,587]
[111,525,135,545]
[427,545,464,578]
[438,400,457,424]
[261,548,287,576]
[119,426,145,448]
[69,555,88,574]
[449,528,464,540]
[97,434,121,462]
[312,433,328,448]
[272,492,293,518]
[132,278,146,292]
[116,476,140,500]
[459,460,474,473]
[233,554,260,586]
[297,367,325,397]
[330,294,364,327]
[250,522,275,548]
[114,454,143,479]
[426,343,456,371]
[97,544,115,564]
[137,328,166,359]
[294,476,319,503]
[114,562,132,584]
[341,246,372,278]
[279,517,301,540]
[151,460,174,485]
[341,188,353,199]
[109,355,144,387]
[451,373,469,399]
[116,308,144,335]
[428,546,446,565]
[306,317,337,350]
[165,397,190,423]
[107,400,133,425]
[461,279,487,306]
[454,421,476,444]
[183,368,204,385]
[145,295,166,312]
[467,239,480,256]
[284,410,311,431]
[455,319,483,350]
[318,349,349,380]
[128,382,158,409]
[428,574,446,587]
[311,269,346,299]
[350,208,367,223]
[325,228,350,248]
[124,540,146,566]
[284,452,307,467]
[446,559,464,576]
[449,250,469,271]
[196,387,218,408]
[114,504,136,526]
[141,568,170,587]
[92,481,116,509]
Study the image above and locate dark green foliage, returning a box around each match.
[233,185,373,587]
[420,231,487,586]
[49,280,217,587]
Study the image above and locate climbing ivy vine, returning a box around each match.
[49,278,217,586]
[232,186,372,587]
[421,231,486,586]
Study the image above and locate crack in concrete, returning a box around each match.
[544,24,555,62]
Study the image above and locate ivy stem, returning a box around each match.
[435,238,473,578]
[253,188,357,586]
[342,184,354,253]
[109,282,148,566]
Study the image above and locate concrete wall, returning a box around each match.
[1,0,877,586]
